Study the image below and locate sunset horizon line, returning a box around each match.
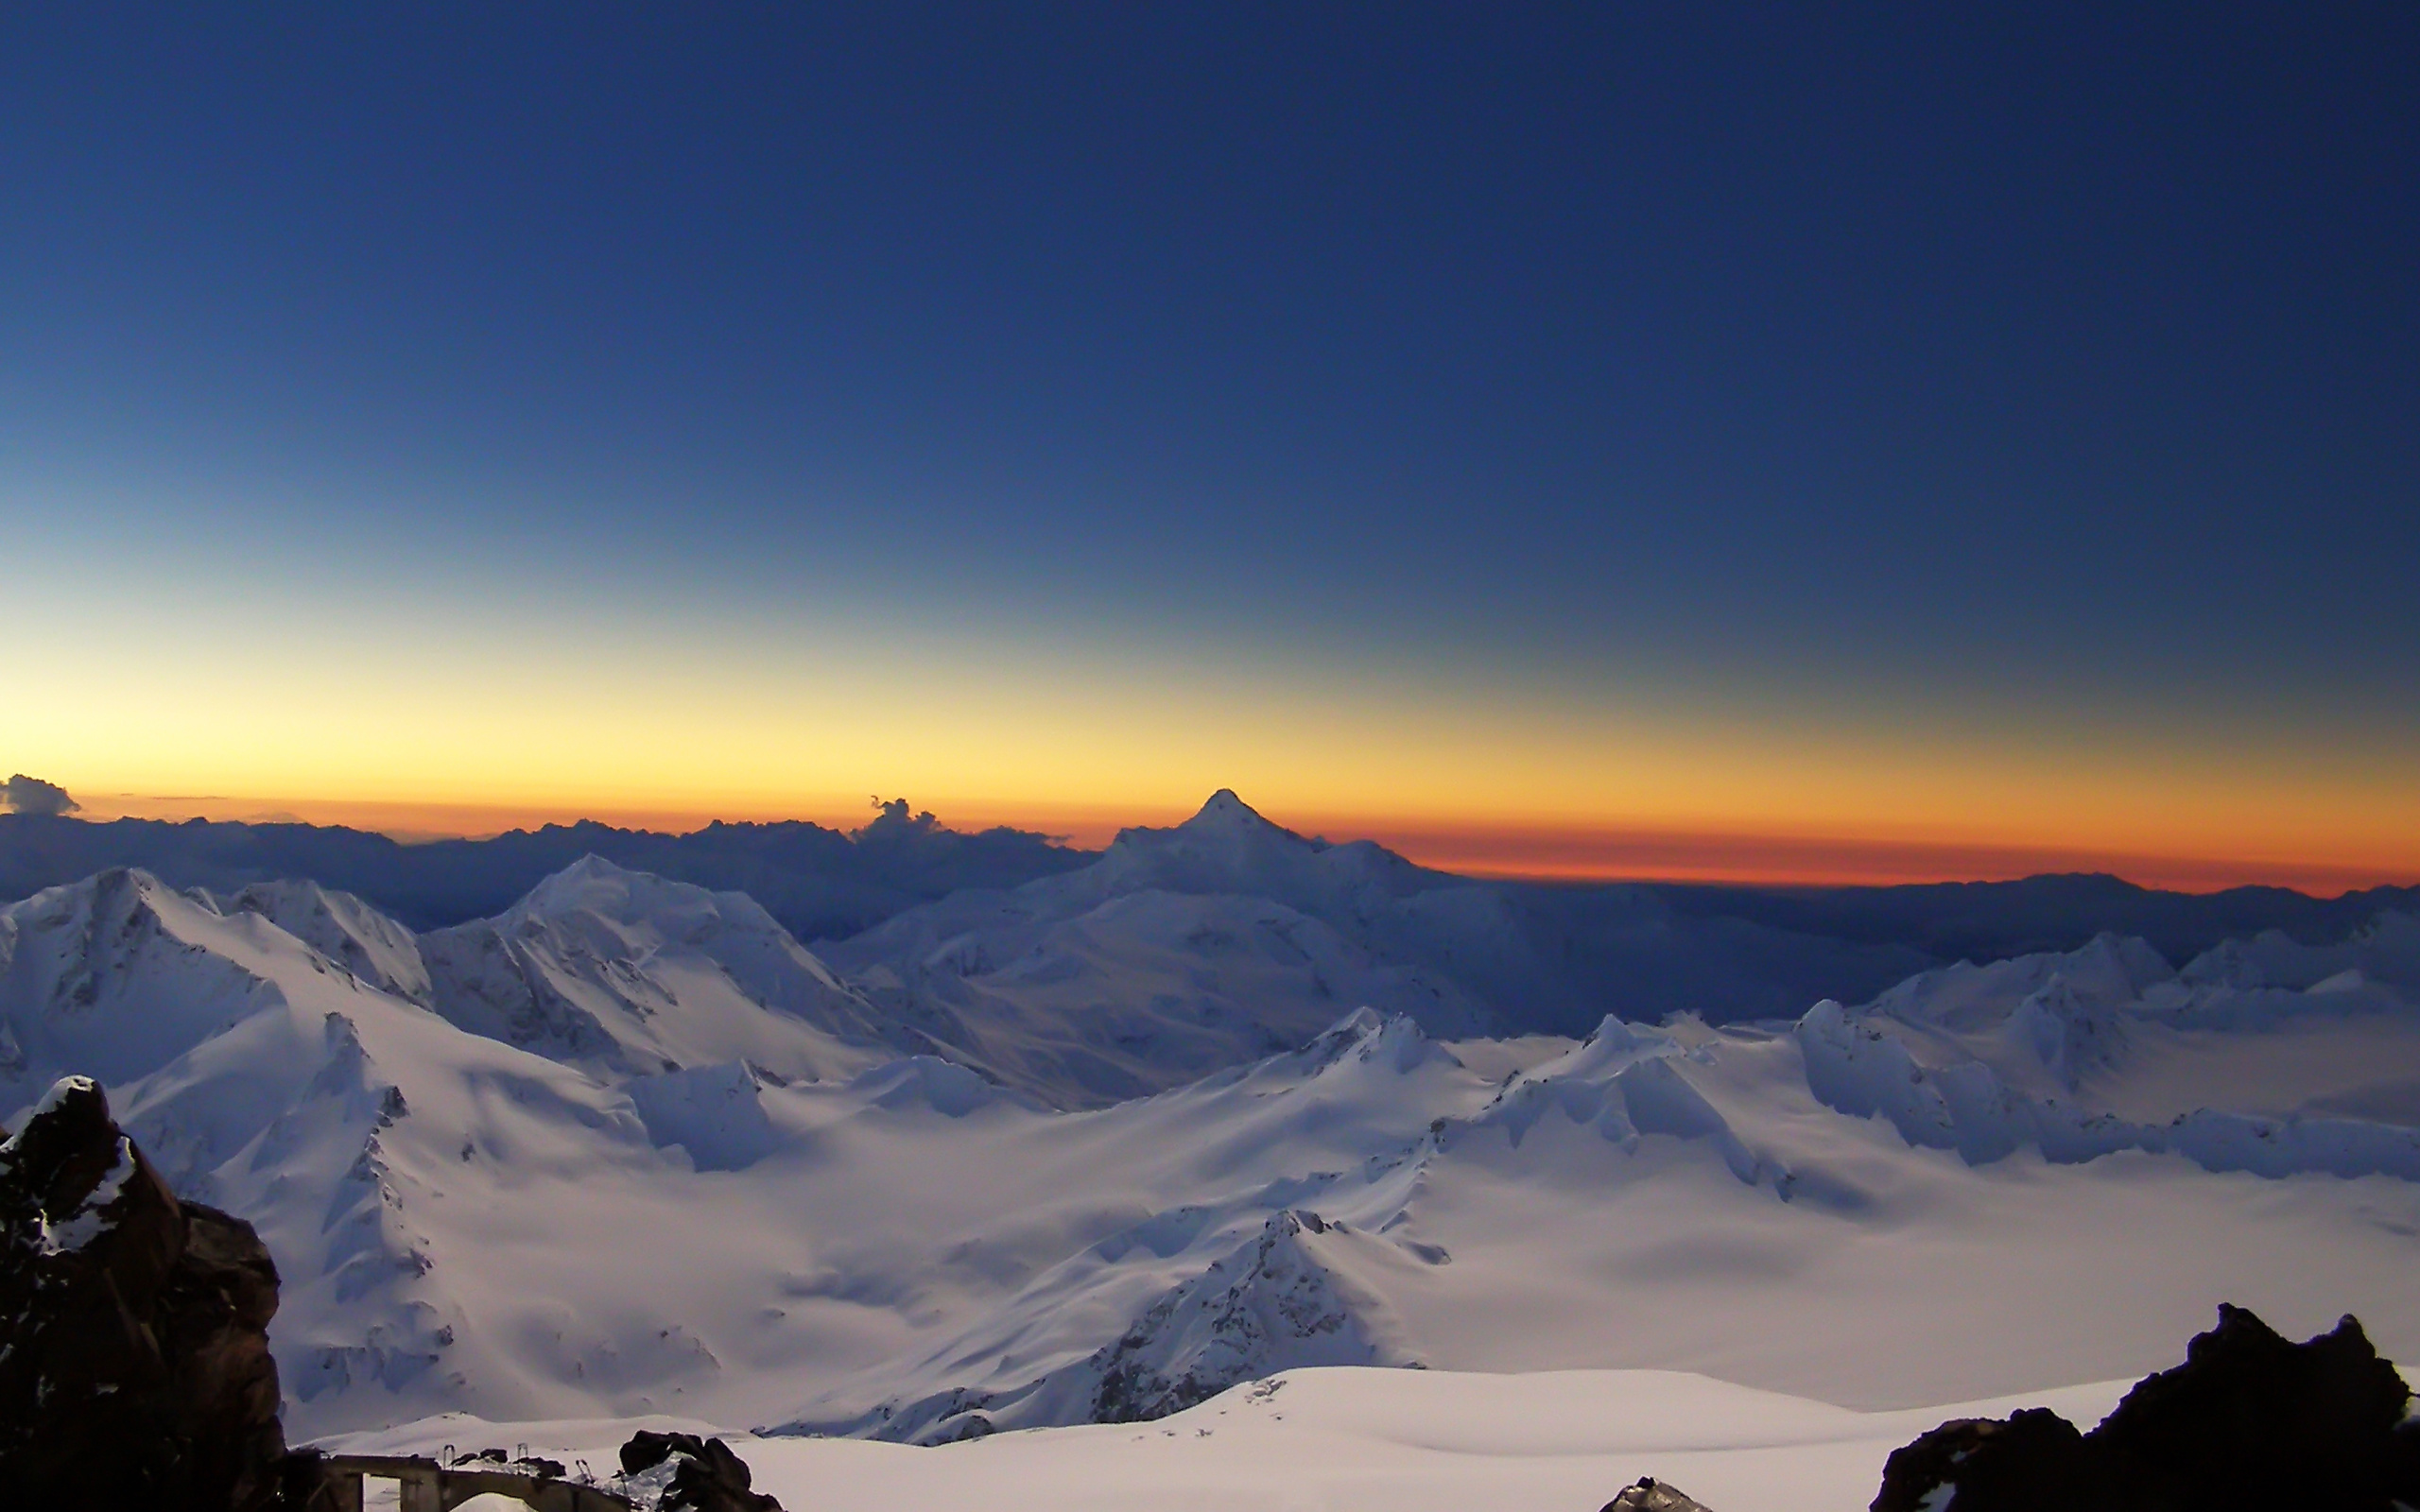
[42,788,2417,900]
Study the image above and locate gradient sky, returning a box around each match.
[3,5,2415,888]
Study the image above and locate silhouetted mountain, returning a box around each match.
[1652,872,2420,967]
[3,804,2410,990]
[0,802,1091,942]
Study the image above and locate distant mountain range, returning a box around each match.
[5,794,2411,1030]
[0,799,1093,942]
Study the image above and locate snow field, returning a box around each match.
[3,845,2416,1451]
[323,1366,2165,1512]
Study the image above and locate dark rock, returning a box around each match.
[620,1430,784,1512]
[0,1075,287,1512]
[1601,1475,1717,1511]
[936,1411,995,1442]
[619,1430,702,1476]
[1871,1408,2096,1512]
[2093,1304,2413,1508]
[1872,1303,2420,1512]
[278,1446,331,1508]
[451,1449,569,1478]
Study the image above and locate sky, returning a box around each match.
[2,5,2415,890]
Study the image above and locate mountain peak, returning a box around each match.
[556,852,637,884]
[1189,789,1266,826]
[1096,789,1323,864]
[510,853,660,919]
[1175,790,1314,847]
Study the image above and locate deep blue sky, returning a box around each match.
[2,5,2414,875]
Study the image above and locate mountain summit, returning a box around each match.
[1184,789,1306,838]
[1094,791,1428,906]
[1108,789,1326,865]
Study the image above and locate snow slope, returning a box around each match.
[412,856,905,1085]
[324,1366,2165,1512]
[0,866,912,1430]
[0,868,665,1419]
[1793,929,2420,1176]
[216,877,438,1005]
[835,882,1494,1105]
[822,790,1938,1097]
[3,861,2416,1456]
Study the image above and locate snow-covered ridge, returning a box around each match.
[1473,1019,1762,1186]
[819,790,1944,1082]
[1792,928,2420,1177]
[412,855,908,1086]
[786,1206,1417,1446]
[3,857,2416,1446]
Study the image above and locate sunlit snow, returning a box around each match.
[2,815,2415,1508]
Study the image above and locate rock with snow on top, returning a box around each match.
[1601,1477,1717,1512]
[1086,1208,1405,1425]
[0,1075,286,1512]
[1871,1304,2420,1512]
[618,1430,783,1512]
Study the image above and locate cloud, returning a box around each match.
[860,796,939,840]
[3,774,80,816]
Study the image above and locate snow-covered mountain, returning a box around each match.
[822,790,1941,1097]
[410,856,909,1085]
[0,803,1096,942]
[834,881,1494,1105]
[204,861,912,1087]
[2,856,2415,1452]
[0,868,661,1419]
[216,877,437,1005]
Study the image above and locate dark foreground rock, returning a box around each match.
[1870,1407,2098,1511]
[620,1430,786,1512]
[1602,1475,1716,1511]
[1874,1303,2420,1512]
[0,1074,286,1512]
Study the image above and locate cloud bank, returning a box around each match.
[3,775,79,816]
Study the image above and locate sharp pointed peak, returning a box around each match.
[1179,789,1301,837]
[1193,788,1259,819]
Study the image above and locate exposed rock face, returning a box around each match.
[1873,1304,2420,1512]
[1601,1475,1717,1511]
[1869,1408,2097,1512]
[1090,1208,1394,1424]
[0,1075,286,1512]
[619,1430,785,1512]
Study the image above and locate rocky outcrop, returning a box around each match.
[1870,1408,2097,1511]
[0,1075,286,1512]
[618,1431,784,1512]
[1873,1304,2420,1512]
[1089,1209,1397,1423]
[1601,1476,1716,1511]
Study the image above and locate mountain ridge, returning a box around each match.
[3,855,2417,1442]
[9,801,2410,1013]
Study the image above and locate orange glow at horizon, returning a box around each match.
[63,791,2419,897]
[12,568,2418,902]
